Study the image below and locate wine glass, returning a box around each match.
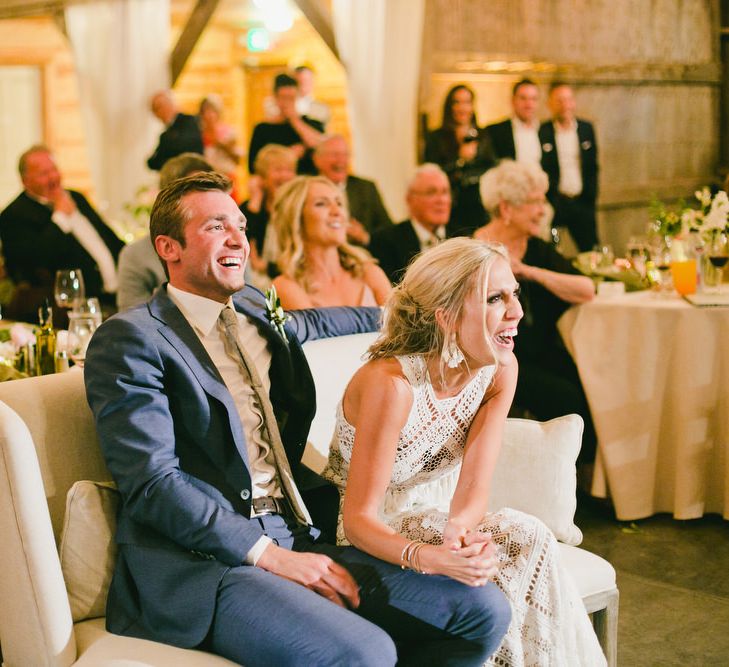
[67,314,98,368]
[54,269,85,310]
[72,296,103,327]
[705,231,729,292]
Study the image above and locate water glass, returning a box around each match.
[67,314,98,368]
[54,269,85,309]
[72,297,103,327]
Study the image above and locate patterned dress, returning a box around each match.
[322,354,606,667]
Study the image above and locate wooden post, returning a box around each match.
[170,0,220,86]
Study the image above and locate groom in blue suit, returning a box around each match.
[84,172,510,666]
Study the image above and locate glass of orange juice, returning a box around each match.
[670,259,697,295]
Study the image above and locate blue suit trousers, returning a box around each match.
[207,514,511,666]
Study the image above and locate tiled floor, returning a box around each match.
[577,493,729,666]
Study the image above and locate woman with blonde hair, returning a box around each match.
[475,159,597,462]
[323,238,606,666]
[271,175,391,309]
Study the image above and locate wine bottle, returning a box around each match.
[36,299,57,376]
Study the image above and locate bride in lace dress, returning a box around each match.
[322,238,606,666]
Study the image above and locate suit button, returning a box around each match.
[240,489,251,500]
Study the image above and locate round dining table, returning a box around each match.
[558,289,729,521]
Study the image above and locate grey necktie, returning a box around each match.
[218,307,312,525]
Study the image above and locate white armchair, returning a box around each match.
[0,332,617,666]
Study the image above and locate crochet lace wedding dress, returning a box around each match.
[322,354,606,667]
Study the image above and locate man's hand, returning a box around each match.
[256,543,360,609]
[347,218,370,246]
[52,188,76,216]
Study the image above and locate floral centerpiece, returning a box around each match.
[651,188,729,240]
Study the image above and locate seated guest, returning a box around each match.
[272,176,391,309]
[84,171,510,665]
[424,84,495,235]
[322,238,606,665]
[0,144,123,321]
[474,159,597,461]
[313,134,393,246]
[199,94,242,202]
[147,90,204,171]
[240,144,297,283]
[249,73,324,176]
[117,153,215,311]
[368,163,452,284]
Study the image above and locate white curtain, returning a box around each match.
[65,0,169,235]
[332,0,425,221]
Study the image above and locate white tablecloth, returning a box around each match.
[558,291,729,520]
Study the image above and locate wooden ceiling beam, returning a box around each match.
[293,0,339,61]
[170,0,220,86]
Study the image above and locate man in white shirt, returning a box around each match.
[0,145,123,321]
[84,171,510,665]
[369,164,452,283]
[486,79,542,165]
[539,83,600,251]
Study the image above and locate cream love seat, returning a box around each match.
[0,332,617,666]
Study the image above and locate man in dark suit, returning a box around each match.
[486,79,542,165]
[0,145,124,321]
[84,172,509,665]
[147,90,204,171]
[539,83,599,251]
[313,134,392,246]
[369,164,452,284]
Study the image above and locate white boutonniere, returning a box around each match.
[264,286,291,340]
[542,142,553,152]
[581,140,592,150]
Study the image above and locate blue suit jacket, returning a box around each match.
[84,284,380,647]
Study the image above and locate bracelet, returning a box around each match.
[400,540,419,570]
[409,542,427,574]
[400,539,429,574]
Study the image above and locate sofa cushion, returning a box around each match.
[489,415,584,545]
[74,618,239,665]
[59,480,119,622]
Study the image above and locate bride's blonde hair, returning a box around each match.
[368,238,509,377]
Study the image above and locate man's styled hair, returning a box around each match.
[18,144,52,176]
[274,73,298,92]
[150,171,232,251]
[512,78,537,96]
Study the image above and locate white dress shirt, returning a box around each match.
[167,284,283,563]
[411,219,446,250]
[34,191,118,293]
[511,117,542,165]
[553,121,583,197]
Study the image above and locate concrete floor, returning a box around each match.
[576,493,729,666]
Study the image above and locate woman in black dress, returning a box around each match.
[474,159,598,462]
[424,84,495,236]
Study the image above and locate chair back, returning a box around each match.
[0,370,107,666]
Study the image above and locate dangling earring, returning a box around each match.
[441,333,465,369]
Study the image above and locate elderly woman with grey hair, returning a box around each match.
[474,159,597,462]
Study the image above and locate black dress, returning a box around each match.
[513,237,597,462]
[424,127,495,236]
